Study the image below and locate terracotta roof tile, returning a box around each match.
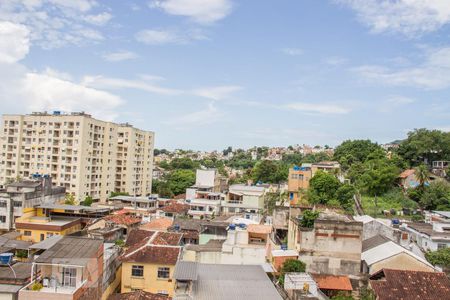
[399,169,415,178]
[370,269,450,300]
[312,274,353,291]
[125,229,154,247]
[105,214,142,226]
[108,290,171,300]
[121,245,181,265]
[161,203,190,214]
[247,224,272,234]
[140,218,173,231]
[152,232,183,246]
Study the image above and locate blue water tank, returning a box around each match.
[239,223,246,229]
[0,253,13,265]
[229,224,236,231]
[293,166,300,171]
[281,244,288,250]
[53,111,61,115]
[174,224,180,231]
[392,219,400,225]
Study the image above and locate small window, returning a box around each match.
[24,231,31,236]
[131,265,144,277]
[13,201,22,208]
[0,216,5,223]
[0,201,7,208]
[157,267,170,279]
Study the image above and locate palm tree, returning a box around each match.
[415,164,429,189]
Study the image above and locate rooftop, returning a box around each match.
[35,236,103,266]
[370,269,450,300]
[399,169,415,178]
[311,274,352,291]
[173,262,283,300]
[108,290,171,300]
[362,235,390,252]
[104,214,142,226]
[247,224,272,234]
[140,218,173,231]
[160,203,190,214]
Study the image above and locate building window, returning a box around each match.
[13,201,22,208]
[24,231,31,236]
[0,201,6,208]
[438,243,448,250]
[0,216,5,223]
[62,267,77,287]
[131,265,144,277]
[157,267,170,279]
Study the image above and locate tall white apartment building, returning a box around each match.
[0,111,154,202]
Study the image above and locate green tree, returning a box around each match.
[155,180,174,198]
[278,259,306,285]
[252,160,287,183]
[82,196,93,206]
[168,157,200,170]
[109,191,129,198]
[308,171,340,204]
[335,184,356,212]
[282,153,303,166]
[64,193,76,205]
[334,140,384,170]
[166,169,196,195]
[415,164,429,189]
[398,128,450,165]
[420,181,450,210]
[353,159,399,196]
[300,210,319,228]
[425,248,450,267]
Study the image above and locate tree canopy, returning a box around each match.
[334,140,384,170]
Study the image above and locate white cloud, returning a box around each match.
[284,102,351,114]
[337,0,450,36]
[102,51,138,62]
[192,85,242,100]
[354,47,450,89]
[166,102,223,128]
[81,75,183,96]
[0,0,110,48]
[0,21,30,63]
[83,12,113,26]
[150,0,233,24]
[135,28,206,45]
[135,29,182,45]
[0,19,123,121]
[282,48,303,56]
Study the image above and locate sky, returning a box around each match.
[0,0,450,151]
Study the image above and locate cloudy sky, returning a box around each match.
[0,0,450,150]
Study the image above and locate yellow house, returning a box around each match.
[120,230,183,297]
[15,207,81,243]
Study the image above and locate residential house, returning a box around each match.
[0,262,32,300]
[399,169,419,189]
[19,236,104,300]
[120,230,183,297]
[173,261,283,300]
[289,212,363,278]
[88,214,142,238]
[369,269,450,300]
[157,203,190,218]
[287,166,312,205]
[221,184,266,216]
[15,209,82,243]
[403,222,450,251]
[183,223,272,265]
[271,249,298,272]
[432,161,449,178]
[107,195,158,215]
[169,219,203,245]
[185,169,227,219]
[362,235,435,275]
[101,243,122,300]
[0,176,65,231]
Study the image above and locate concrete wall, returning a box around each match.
[370,252,435,274]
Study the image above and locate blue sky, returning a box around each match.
[1,0,450,150]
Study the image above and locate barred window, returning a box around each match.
[157,267,170,279]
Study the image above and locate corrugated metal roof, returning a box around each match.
[362,235,389,252]
[29,235,63,250]
[174,261,198,280]
[175,263,282,300]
